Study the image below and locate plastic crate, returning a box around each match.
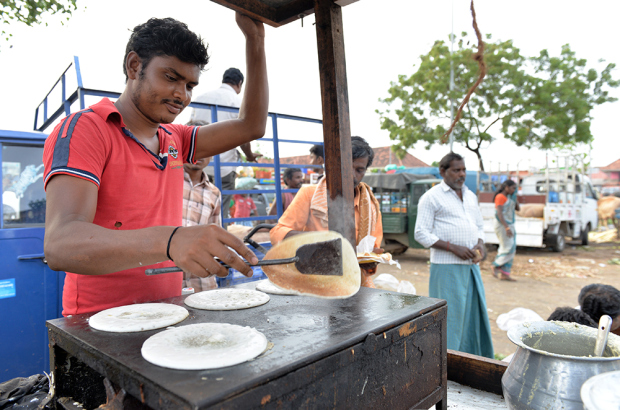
[216,265,267,287]
[382,212,408,234]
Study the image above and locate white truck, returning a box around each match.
[479,170,598,252]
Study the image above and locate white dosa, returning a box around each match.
[88,303,189,333]
[255,279,299,296]
[262,231,360,299]
[141,323,268,370]
[184,288,270,310]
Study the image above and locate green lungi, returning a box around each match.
[429,263,494,358]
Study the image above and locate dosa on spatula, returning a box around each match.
[262,231,360,298]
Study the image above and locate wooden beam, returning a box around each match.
[314,0,355,247]
[210,0,278,27]
[447,350,508,396]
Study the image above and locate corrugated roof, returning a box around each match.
[601,159,620,171]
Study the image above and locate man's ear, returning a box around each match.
[125,51,143,80]
[318,157,325,166]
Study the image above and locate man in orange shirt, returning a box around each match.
[270,136,383,287]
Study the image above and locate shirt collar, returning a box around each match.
[184,170,209,187]
[90,98,124,126]
[90,98,172,135]
[220,83,236,93]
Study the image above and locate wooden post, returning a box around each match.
[314,0,356,247]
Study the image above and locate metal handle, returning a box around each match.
[145,256,298,276]
[594,315,613,357]
[17,253,48,264]
[243,224,275,254]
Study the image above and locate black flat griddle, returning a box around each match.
[47,283,447,409]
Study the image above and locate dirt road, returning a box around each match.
[375,241,620,357]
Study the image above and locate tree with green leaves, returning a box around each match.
[1,0,77,45]
[377,33,619,171]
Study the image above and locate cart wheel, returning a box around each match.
[580,224,590,246]
[548,234,565,252]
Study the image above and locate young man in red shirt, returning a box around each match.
[43,14,268,315]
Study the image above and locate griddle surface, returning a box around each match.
[47,283,445,408]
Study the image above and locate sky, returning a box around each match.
[1,0,619,171]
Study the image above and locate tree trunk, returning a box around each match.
[464,143,485,171]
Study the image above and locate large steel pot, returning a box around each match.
[501,321,620,410]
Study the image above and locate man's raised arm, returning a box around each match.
[194,12,268,159]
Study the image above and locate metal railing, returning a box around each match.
[33,56,324,224]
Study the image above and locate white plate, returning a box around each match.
[141,323,268,370]
[88,303,189,332]
[184,288,269,310]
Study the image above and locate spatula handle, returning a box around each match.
[145,256,298,275]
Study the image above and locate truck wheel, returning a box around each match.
[580,224,590,246]
[549,234,565,252]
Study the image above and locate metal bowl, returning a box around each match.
[502,321,620,410]
[581,370,620,410]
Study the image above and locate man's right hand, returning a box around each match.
[168,225,259,278]
[235,11,265,39]
[450,244,479,261]
[245,151,263,162]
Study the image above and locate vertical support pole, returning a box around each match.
[272,114,284,216]
[314,0,355,247]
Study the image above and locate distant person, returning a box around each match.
[268,167,304,217]
[190,68,262,225]
[232,193,256,227]
[578,283,620,335]
[181,120,222,292]
[309,144,325,176]
[547,307,597,327]
[270,136,383,288]
[492,180,520,281]
[414,152,493,358]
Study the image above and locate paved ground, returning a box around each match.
[375,240,620,357]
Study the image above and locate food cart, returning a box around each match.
[3,1,525,408]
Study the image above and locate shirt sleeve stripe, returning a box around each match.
[44,167,100,188]
[51,109,93,169]
[187,126,198,164]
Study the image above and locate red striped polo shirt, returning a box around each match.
[43,98,198,316]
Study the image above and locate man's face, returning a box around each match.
[440,159,466,190]
[184,157,210,172]
[310,153,324,166]
[130,55,200,125]
[285,171,304,189]
[353,157,369,189]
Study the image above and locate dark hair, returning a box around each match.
[494,179,517,201]
[223,68,244,86]
[578,284,620,323]
[547,307,597,327]
[283,168,302,184]
[123,18,209,81]
[186,119,209,127]
[439,152,464,171]
[351,136,374,168]
[309,144,324,159]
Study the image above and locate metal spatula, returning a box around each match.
[145,238,343,276]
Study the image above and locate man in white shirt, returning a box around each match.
[190,68,261,225]
[414,152,494,358]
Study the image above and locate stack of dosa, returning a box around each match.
[261,231,360,299]
[516,204,545,218]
